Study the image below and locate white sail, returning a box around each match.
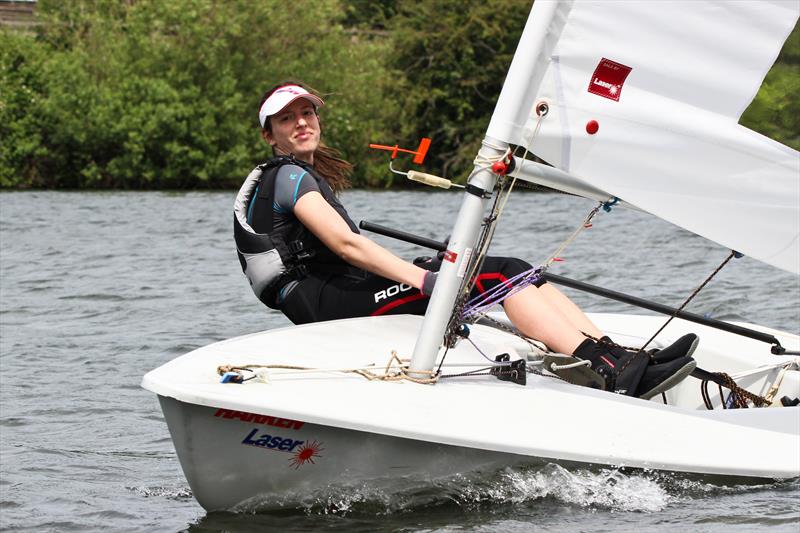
[488,0,800,275]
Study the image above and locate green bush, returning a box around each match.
[0,1,797,189]
[2,0,397,188]
[0,31,49,188]
[385,0,530,182]
[741,24,799,151]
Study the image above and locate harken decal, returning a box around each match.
[214,408,305,430]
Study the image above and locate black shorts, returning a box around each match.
[279,255,540,325]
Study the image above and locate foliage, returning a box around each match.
[384,0,530,182]
[1,0,396,188]
[0,1,798,189]
[0,30,49,187]
[741,23,799,150]
[341,0,398,31]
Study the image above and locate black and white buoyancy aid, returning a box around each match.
[233,156,358,306]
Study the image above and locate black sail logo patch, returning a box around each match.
[588,58,632,102]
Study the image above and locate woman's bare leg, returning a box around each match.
[503,285,587,354]
[538,283,604,338]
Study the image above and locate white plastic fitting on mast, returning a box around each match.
[406,170,464,189]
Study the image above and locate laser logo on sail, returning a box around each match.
[588,58,632,102]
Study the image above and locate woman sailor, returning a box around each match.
[234,81,698,399]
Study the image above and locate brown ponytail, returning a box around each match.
[259,80,352,194]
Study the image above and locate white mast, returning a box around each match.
[409,2,561,375]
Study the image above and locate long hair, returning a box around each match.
[259,80,352,193]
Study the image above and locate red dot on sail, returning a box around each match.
[586,120,599,134]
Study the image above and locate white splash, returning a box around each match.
[234,463,673,515]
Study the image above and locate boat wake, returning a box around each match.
[466,464,671,512]
[229,463,675,515]
[219,465,799,517]
[128,484,194,501]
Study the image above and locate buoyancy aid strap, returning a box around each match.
[249,165,278,234]
[260,163,318,263]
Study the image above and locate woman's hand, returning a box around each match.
[421,271,438,296]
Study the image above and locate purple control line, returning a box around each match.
[460,267,542,319]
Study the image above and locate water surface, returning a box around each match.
[1,190,798,532]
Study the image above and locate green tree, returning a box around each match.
[2,0,397,188]
[385,0,530,182]
[0,30,49,187]
[741,23,799,150]
[2,1,797,189]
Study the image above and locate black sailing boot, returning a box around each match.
[571,338,649,396]
[600,333,698,364]
[646,333,699,364]
[597,335,699,399]
[636,356,697,399]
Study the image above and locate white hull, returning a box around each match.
[143,313,800,511]
[159,395,538,510]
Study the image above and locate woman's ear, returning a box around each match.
[261,129,275,146]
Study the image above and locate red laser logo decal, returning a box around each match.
[588,58,632,102]
[289,440,324,469]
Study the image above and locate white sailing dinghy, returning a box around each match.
[142,0,800,511]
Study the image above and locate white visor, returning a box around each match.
[258,85,325,128]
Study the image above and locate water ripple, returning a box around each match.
[1,190,798,532]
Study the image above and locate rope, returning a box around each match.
[476,312,550,354]
[727,360,798,380]
[550,359,591,371]
[763,364,791,404]
[440,366,499,379]
[541,202,607,271]
[638,250,739,353]
[460,268,541,319]
[441,111,552,348]
[454,313,595,385]
[352,355,440,384]
[459,199,612,321]
[700,371,772,409]
[463,336,514,365]
[430,103,768,409]
[217,351,440,385]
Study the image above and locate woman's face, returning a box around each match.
[263,98,321,164]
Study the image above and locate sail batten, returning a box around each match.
[488,0,800,274]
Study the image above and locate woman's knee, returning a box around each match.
[504,256,533,275]
[492,256,547,288]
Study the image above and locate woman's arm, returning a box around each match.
[294,191,428,289]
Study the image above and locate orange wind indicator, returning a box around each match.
[369,137,460,189]
[369,137,431,165]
